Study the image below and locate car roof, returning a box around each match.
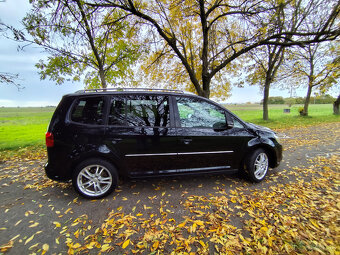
[64,88,197,97]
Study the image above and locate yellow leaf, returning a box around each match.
[64,208,72,214]
[53,221,61,228]
[71,222,79,227]
[310,219,319,229]
[199,240,206,247]
[153,240,159,250]
[25,234,35,245]
[122,239,130,249]
[14,220,22,226]
[10,234,20,241]
[101,244,111,252]
[0,241,13,252]
[136,242,145,249]
[29,243,39,250]
[178,221,187,228]
[73,243,81,249]
[25,211,34,217]
[29,222,39,228]
[42,244,49,253]
[194,220,204,226]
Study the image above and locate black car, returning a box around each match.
[45,88,282,198]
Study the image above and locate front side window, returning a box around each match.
[177,97,226,128]
[125,95,170,127]
[71,97,104,125]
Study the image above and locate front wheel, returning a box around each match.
[72,158,118,199]
[245,149,269,182]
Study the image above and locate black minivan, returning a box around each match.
[45,88,282,198]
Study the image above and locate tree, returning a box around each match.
[0,20,23,88]
[334,94,340,115]
[22,0,141,89]
[237,0,339,120]
[88,0,340,98]
[288,42,339,116]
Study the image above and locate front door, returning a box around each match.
[174,96,248,172]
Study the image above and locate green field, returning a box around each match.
[226,104,339,129]
[0,107,55,151]
[0,104,339,151]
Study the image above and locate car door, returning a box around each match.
[174,96,251,172]
[105,94,178,177]
[67,95,107,154]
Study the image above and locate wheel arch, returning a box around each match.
[69,151,125,178]
[242,142,278,169]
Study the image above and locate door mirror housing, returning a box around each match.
[213,121,227,131]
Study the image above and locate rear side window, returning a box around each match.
[108,95,170,127]
[71,97,104,125]
[126,95,169,127]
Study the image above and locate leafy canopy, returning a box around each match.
[23,0,142,88]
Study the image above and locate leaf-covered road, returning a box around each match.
[0,123,339,254]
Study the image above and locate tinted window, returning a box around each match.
[71,97,104,125]
[109,97,126,126]
[177,97,226,128]
[126,95,170,127]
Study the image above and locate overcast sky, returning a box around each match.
[0,0,337,107]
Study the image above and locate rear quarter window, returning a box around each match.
[70,97,105,125]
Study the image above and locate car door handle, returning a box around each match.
[181,138,192,145]
[112,138,122,144]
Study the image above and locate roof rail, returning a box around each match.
[75,88,185,94]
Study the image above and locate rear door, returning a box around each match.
[174,96,250,172]
[105,94,178,177]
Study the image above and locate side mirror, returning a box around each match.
[213,121,227,131]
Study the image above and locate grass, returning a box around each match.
[0,104,338,152]
[0,107,55,151]
[227,104,339,129]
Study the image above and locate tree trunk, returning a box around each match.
[99,69,107,89]
[302,85,312,116]
[334,94,340,115]
[262,78,271,120]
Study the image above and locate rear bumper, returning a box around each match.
[45,162,71,182]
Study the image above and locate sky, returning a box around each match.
[0,0,337,107]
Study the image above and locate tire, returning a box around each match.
[245,149,269,183]
[72,158,118,199]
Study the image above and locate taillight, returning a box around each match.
[46,132,54,147]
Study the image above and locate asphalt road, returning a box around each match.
[0,122,339,254]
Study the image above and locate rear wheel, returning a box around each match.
[245,149,269,182]
[72,158,118,199]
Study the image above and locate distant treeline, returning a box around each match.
[261,95,336,105]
